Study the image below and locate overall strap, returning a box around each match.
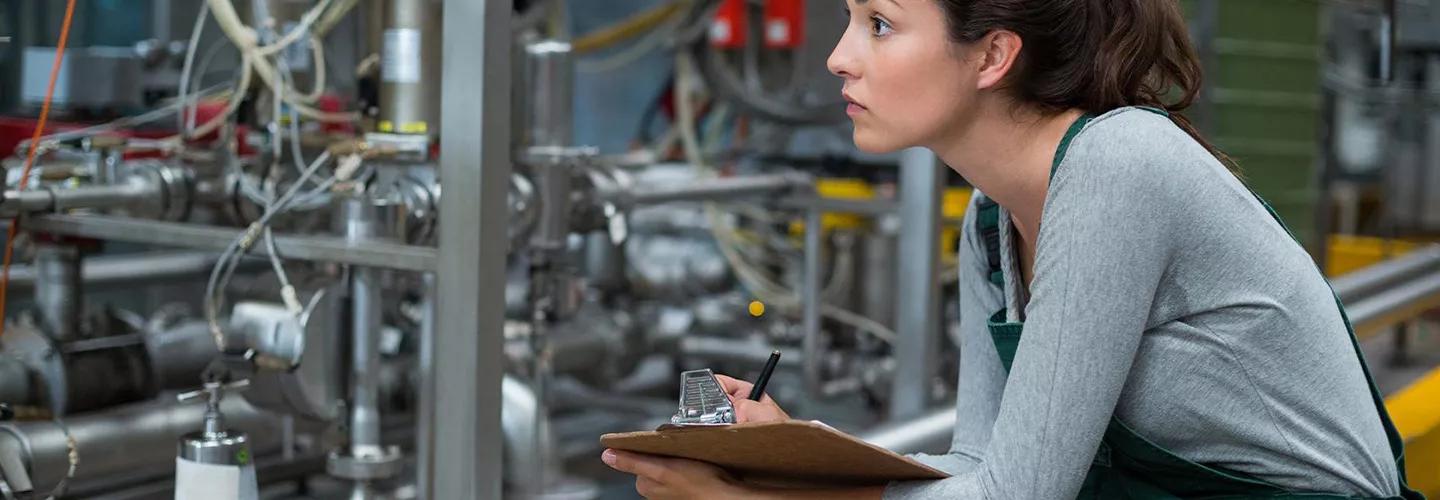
[975,111,1097,289]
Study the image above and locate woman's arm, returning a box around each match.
[601,449,885,500]
[888,134,1174,498]
[918,194,1010,471]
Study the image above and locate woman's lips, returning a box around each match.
[846,102,866,116]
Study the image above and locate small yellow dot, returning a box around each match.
[748,301,765,317]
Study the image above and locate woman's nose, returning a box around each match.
[827,28,859,79]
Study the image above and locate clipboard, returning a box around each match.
[599,420,950,487]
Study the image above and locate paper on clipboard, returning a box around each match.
[599,420,950,487]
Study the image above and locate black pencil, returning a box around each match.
[748,350,782,401]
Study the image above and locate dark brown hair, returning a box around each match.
[937,0,1236,170]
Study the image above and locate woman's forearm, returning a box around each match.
[746,486,887,500]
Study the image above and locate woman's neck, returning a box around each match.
[931,103,1085,239]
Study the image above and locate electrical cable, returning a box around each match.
[177,1,212,133]
[187,37,241,135]
[0,0,79,342]
[184,52,256,140]
[202,0,356,122]
[204,150,334,348]
[576,12,682,74]
[312,0,361,38]
[14,83,228,155]
[572,1,685,55]
[254,0,333,57]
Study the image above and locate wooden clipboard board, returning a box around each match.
[599,420,950,487]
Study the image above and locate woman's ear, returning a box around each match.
[975,30,1023,91]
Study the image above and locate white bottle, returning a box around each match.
[174,381,258,500]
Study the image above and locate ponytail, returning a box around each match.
[938,0,1238,172]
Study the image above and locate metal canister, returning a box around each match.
[174,381,258,500]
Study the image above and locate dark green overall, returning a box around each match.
[972,110,1425,499]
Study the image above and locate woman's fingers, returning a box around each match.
[713,374,753,399]
[603,449,671,481]
[733,398,790,423]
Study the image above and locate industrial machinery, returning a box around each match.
[0,0,1432,499]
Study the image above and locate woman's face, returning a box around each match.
[827,0,981,153]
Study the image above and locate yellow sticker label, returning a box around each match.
[378,120,394,132]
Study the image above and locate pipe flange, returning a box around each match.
[121,162,193,221]
[326,447,404,481]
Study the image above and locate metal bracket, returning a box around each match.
[326,446,405,481]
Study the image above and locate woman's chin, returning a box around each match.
[852,130,906,154]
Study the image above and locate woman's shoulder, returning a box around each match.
[1053,107,1237,208]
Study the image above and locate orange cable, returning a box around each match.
[0,0,80,340]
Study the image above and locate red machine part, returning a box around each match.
[763,0,805,49]
[711,0,806,49]
[710,0,748,49]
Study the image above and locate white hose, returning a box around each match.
[203,0,356,122]
[177,2,211,133]
[254,0,333,57]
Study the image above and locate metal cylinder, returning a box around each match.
[0,190,54,214]
[33,244,81,342]
[350,266,384,453]
[582,231,626,292]
[522,38,574,149]
[147,320,224,392]
[378,0,442,137]
[1333,246,1440,305]
[50,176,159,213]
[618,174,808,207]
[4,252,220,290]
[527,159,574,253]
[858,223,899,331]
[343,199,385,455]
[0,357,37,407]
[329,197,401,496]
[500,375,559,495]
[0,398,282,496]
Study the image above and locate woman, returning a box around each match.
[602,0,1424,498]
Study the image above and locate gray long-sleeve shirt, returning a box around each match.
[885,108,1400,499]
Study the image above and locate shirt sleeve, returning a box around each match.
[885,133,1174,498]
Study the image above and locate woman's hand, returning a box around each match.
[714,374,790,423]
[602,449,754,499]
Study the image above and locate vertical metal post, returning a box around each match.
[415,272,436,500]
[801,207,824,395]
[34,244,81,342]
[890,148,943,420]
[151,0,173,44]
[432,0,510,498]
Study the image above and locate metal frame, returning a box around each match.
[20,214,437,272]
[427,0,511,498]
[890,148,944,420]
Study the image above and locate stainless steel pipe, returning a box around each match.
[0,397,282,496]
[618,174,810,207]
[3,252,228,290]
[1333,246,1440,305]
[33,244,81,342]
[1346,267,1440,339]
[0,180,159,217]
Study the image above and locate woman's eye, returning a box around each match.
[870,16,893,37]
